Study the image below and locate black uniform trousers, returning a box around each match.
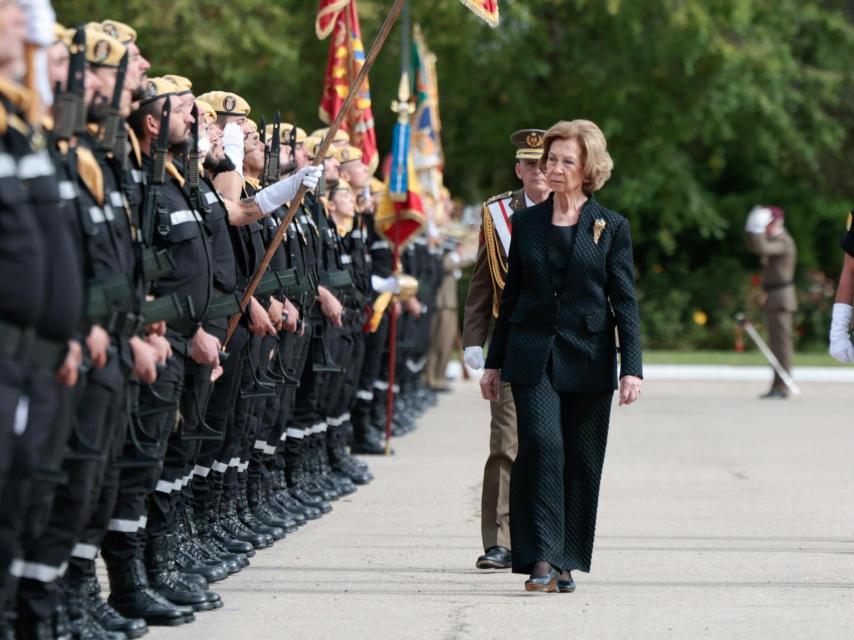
[68,377,132,581]
[509,364,613,575]
[193,324,249,512]
[0,361,68,609]
[102,354,183,565]
[18,357,124,620]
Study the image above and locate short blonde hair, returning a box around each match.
[539,120,613,194]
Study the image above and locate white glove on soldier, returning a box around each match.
[464,346,485,370]
[745,206,772,234]
[371,274,400,294]
[222,123,244,177]
[197,134,211,157]
[254,165,323,215]
[829,303,854,363]
[19,0,56,107]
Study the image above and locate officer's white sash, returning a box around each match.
[486,196,513,255]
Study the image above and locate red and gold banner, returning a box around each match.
[316,0,379,173]
[457,0,499,27]
[376,153,425,251]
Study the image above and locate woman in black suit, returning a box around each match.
[480,120,643,593]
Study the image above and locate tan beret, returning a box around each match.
[265,123,307,145]
[335,145,363,164]
[309,127,349,144]
[196,100,217,123]
[330,178,353,194]
[101,20,137,44]
[303,136,336,160]
[84,27,126,68]
[196,91,251,117]
[162,74,193,95]
[139,77,178,106]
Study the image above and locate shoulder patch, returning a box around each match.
[847,211,852,232]
[483,191,513,206]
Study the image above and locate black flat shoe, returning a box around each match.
[476,546,511,570]
[557,574,576,593]
[524,567,559,593]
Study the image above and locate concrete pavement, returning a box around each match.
[144,379,854,639]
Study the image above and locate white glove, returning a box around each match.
[222,123,244,177]
[18,0,56,107]
[254,165,323,215]
[829,303,854,363]
[371,274,400,294]
[197,134,211,157]
[464,346,485,370]
[745,206,772,234]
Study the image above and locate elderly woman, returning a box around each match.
[480,120,643,592]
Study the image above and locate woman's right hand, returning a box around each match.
[480,368,501,402]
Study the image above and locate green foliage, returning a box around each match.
[53,0,854,349]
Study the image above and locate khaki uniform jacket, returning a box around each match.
[435,253,460,310]
[745,230,798,312]
[462,189,526,347]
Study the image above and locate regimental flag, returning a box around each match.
[316,0,379,173]
[412,25,442,174]
[376,152,426,251]
[457,0,499,27]
[412,24,444,208]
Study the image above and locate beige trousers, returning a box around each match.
[425,308,458,388]
[766,309,793,391]
[481,381,518,550]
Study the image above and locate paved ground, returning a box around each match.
[145,379,854,639]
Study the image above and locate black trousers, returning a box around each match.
[102,354,183,565]
[510,370,613,575]
[19,360,124,621]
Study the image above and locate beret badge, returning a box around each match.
[93,40,110,63]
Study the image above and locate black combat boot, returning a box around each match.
[144,535,218,612]
[285,447,332,513]
[272,468,321,521]
[234,481,285,541]
[329,446,372,485]
[174,510,229,584]
[66,575,131,639]
[248,474,299,533]
[206,492,256,557]
[81,575,148,639]
[219,489,272,549]
[107,558,193,626]
[189,509,244,574]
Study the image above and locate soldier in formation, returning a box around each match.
[0,6,459,639]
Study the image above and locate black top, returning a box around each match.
[549,223,577,291]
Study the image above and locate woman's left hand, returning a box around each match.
[479,368,501,402]
[619,375,643,406]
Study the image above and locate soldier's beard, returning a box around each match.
[205,155,235,175]
[87,94,110,124]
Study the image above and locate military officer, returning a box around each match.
[744,205,798,398]
[462,128,550,570]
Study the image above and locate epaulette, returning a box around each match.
[127,127,142,167]
[483,191,513,207]
[0,77,37,127]
[76,146,104,205]
[165,161,185,187]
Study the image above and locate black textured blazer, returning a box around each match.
[484,194,642,391]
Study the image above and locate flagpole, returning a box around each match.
[224,0,406,347]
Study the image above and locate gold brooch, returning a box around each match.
[593,218,607,244]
